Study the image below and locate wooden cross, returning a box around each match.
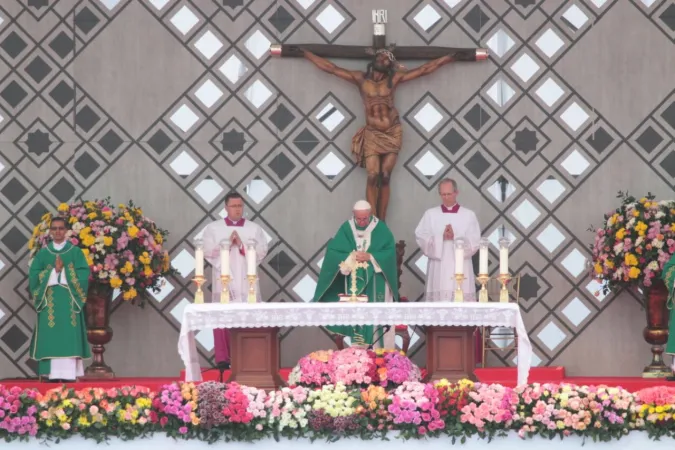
[269,9,488,62]
[268,10,489,221]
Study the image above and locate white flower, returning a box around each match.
[653,239,664,249]
[648,261,659,271]
[636,237,644,247]
[98,271,108,279]
[613,243,623,254]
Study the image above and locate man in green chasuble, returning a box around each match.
[313,200,399,348]
[29,217,91,382]
[662,252,675,380]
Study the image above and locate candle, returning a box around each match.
[499,237,509,275]
[479,238,489,274]
[195,247,204,277]
[454,238,464,275]
[220,240,230,276]
[247,244,257,276]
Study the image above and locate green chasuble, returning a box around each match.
[662,253,675,357]
[29,242,91,376]
[313,217,399,345]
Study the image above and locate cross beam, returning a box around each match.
[269,9,488,61]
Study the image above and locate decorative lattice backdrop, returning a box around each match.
[0,0,674,378]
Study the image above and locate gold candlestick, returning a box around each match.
[247,274,257,304]
[498,273,511,303]
[192,275,206,304]
[220,275,231,304]
[454,273,465,302]
[477,274,489,302]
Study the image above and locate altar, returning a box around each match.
[178,301,532,386]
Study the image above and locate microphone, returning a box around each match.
[367,325,392,350]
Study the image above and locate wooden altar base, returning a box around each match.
[424,326,476,383]
[228,327,285,390]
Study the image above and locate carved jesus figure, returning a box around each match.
[303,49,461,221]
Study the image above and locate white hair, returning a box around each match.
[353,200,372,211]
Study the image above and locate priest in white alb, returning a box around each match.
[202,192,268,371]
[415,178,483,362]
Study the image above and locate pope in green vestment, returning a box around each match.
[661,252,675,374]
[29,235,91,378]
[313,201,399,346]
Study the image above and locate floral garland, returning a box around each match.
[2,380,675,443]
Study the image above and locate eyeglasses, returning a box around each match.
[50,227,66,231]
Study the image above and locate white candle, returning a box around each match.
[454,239,464,275]
[499,247,509,275]
[247,246,257,276]
[195,247,204,277]
[479,245,488,274]
[220,241,230,277]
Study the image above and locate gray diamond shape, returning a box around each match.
[76,106,101,132]
[147,129,172,154]
[2,226,28,254]
[293,128,319,155]
[439,128,466,154]
[49,31,74,59]
[463,5,490,33]
[660,4,675,32]
[660,101,675,131]
[519,274,541,301]
[1,325,28,353]
[75,7,99,34]
[99,130,123,154]
[464,104,491,131]
[660,150,675,178]
[1,81,28,108]
[585,127,613,153]
[269,104,295,131]
[268,153,295,180]
[636,126,663,153]
[25,56,52,83]
[49,81,74,108]
[268,250,296,278]
[0,31,27,59]
[25,202,48,225]
[269,6,294,33]
[50,177,76,202]
[464,152,491,178]
[74,152,100,178]
[1,178,28,205]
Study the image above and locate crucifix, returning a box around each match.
[269,10,488,221]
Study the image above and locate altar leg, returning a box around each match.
[229,327,285,391]
[424,326,476,383]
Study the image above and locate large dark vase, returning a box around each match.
[83,283,116,379]
[642,278,670,378]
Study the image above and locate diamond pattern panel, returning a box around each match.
[0,0,670,378]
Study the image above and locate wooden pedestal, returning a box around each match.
[229,327,285,391]
[424,326,476,383]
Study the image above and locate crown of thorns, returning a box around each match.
[375,49,396,61]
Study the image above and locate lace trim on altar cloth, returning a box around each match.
[424,290,477,302]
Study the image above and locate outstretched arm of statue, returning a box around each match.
[302,50,363,85]
[394,54,456,84]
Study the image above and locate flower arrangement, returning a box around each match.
[633,386,675,439]
[0,385,39,439]
[590,192,675,293]
[28,198,177,305]
[288,348,421,390]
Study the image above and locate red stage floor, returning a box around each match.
[2,367,673,394]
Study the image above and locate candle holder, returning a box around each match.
[454,273,465,302]
[192,275,206,304]
[220,275,231,303]
[247,274,257,304]
[497,273,511,303]
[477,274,490,302]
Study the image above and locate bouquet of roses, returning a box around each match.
[590,191,675,293]
[28,198,176,306]
[373,349,422,388]
[0,384,39,440]
[287,350,333,388]
[153,382,199,439]
[633,386,675,439]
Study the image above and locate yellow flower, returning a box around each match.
[120,261,134,274]
[41,212,53,221]
[123,288,137,301]
[28,239,35,250]
[632,210,640,217]
[69,216,78,224]
[87,212,97,219]
[143,265,153,277]
[139,252,151,265]
[57,203,69,212]
[154,233,163,244]
[103,236,113,246]
[594,263,603,274]
[81,248,90,257]
[86,256,94,266]
[615,228,626,240]
[635,221,648,236]
[82,235,96,247]
[624,253,638,266]
[639,197,647,204]
[102,210,113,218]
[628,267,641,279]
[110,277,122,289]
[79,227,92,239]
[127,225,139,238]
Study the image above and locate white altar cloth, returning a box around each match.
[178,302,532,385]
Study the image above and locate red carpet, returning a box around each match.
[2,367,672,394]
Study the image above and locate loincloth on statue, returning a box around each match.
[351,122,403,167]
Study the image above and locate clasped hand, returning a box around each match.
[55,255,64,272]
[354,251,370,263]
[443,224,454,241]
[230,231,242,248]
